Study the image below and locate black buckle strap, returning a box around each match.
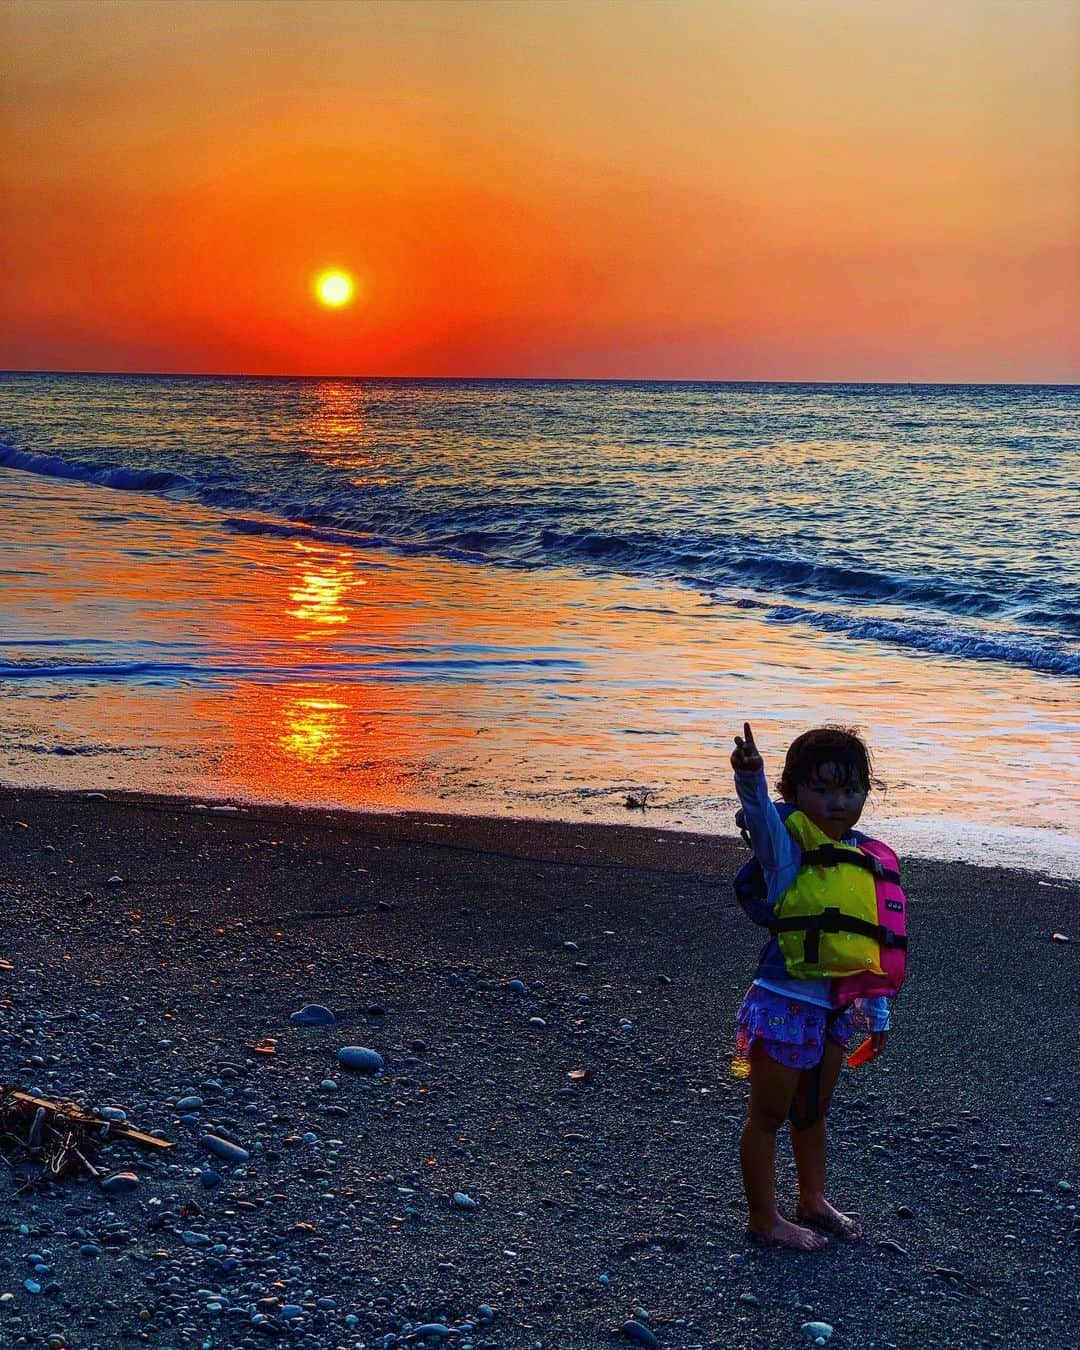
[769,907,908,962]
[800,844,901,885]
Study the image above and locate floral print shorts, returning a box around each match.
[733,984,861,1071]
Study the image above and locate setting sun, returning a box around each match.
[314,269,355,308]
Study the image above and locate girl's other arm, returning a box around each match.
[856,995,891,1033]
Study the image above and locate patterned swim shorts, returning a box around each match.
[733,983,861,1071]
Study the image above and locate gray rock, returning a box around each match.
[620,1320,659,1347]
[338,1046,384,1073]
[100,1171,139,1194]
[291,1004,336,1026]
[199,1133,250,1164]
[800,1323,834,1344]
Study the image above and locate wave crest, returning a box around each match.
[767,605,1080,677]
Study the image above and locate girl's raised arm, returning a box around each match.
[731,722,797,881]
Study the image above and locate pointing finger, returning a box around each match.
[743,722,756,745]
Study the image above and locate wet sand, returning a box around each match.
[0,787,1077,1348]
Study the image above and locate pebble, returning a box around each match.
[175,1095,204,1111]
[620,1321,659,1347]
[739,1292,759,1306]
[199,1133,250,1164]
[505,980,527,994]
[100,1171,140,1194]
[106,875,124,886]
[876,1238,909,1256]
[291,1004,336,1026]
[800,1323,835,1345]
[338,1046,384,1073]
[451,1191,477,1209]
[1050,932,1070,943]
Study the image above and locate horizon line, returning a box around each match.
[2,367,1077,389]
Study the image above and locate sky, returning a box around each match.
[1,0,1077,381]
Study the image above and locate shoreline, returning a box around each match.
[1,785,1077,1348]
[6,781,1080,884]
[0,783,734,875]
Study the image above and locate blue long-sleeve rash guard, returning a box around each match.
[734,766,891,1033]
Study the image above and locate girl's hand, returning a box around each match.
[847,1030,889,1066]
[731,721,764,773]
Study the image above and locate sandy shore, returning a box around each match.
[0,787,1076,1349]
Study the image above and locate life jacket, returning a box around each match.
[734,804,907,1001]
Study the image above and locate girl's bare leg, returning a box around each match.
[740,1044,828,1251]
[790,1038,862,1239]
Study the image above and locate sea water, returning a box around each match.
[1,374,1077,874]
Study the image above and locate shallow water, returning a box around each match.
[2,437,1077,875]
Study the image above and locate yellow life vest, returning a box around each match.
[772,810,886,979]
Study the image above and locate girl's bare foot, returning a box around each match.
[796,1198,862,1240]
[746,1215,829,1251]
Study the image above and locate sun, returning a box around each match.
[314,269,356,308]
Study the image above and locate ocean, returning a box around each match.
[1,373,1077,874]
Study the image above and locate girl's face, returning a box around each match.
[793,761,868,840]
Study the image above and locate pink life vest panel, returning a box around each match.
[832,836,907,1003]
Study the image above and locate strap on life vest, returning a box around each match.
[769,907,908,964]
[800,843,901,885]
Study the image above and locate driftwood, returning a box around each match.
[0,1084,173,1189]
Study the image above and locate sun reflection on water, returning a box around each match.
[286,543,360,633]
[279,694,349,763]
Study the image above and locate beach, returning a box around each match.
[4,0,1078,1343]
[1,787,1076,1349]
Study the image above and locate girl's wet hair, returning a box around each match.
[777,726,878,802]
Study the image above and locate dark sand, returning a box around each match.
[0,788,1076,1349]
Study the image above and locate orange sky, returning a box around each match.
[1,0,1077,381]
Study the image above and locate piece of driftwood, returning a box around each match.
[1,1088,173,1151]
[0,1084,173,1189]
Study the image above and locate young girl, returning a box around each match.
[730,721,903,1251]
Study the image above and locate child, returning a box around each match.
[730,721,904,1251]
